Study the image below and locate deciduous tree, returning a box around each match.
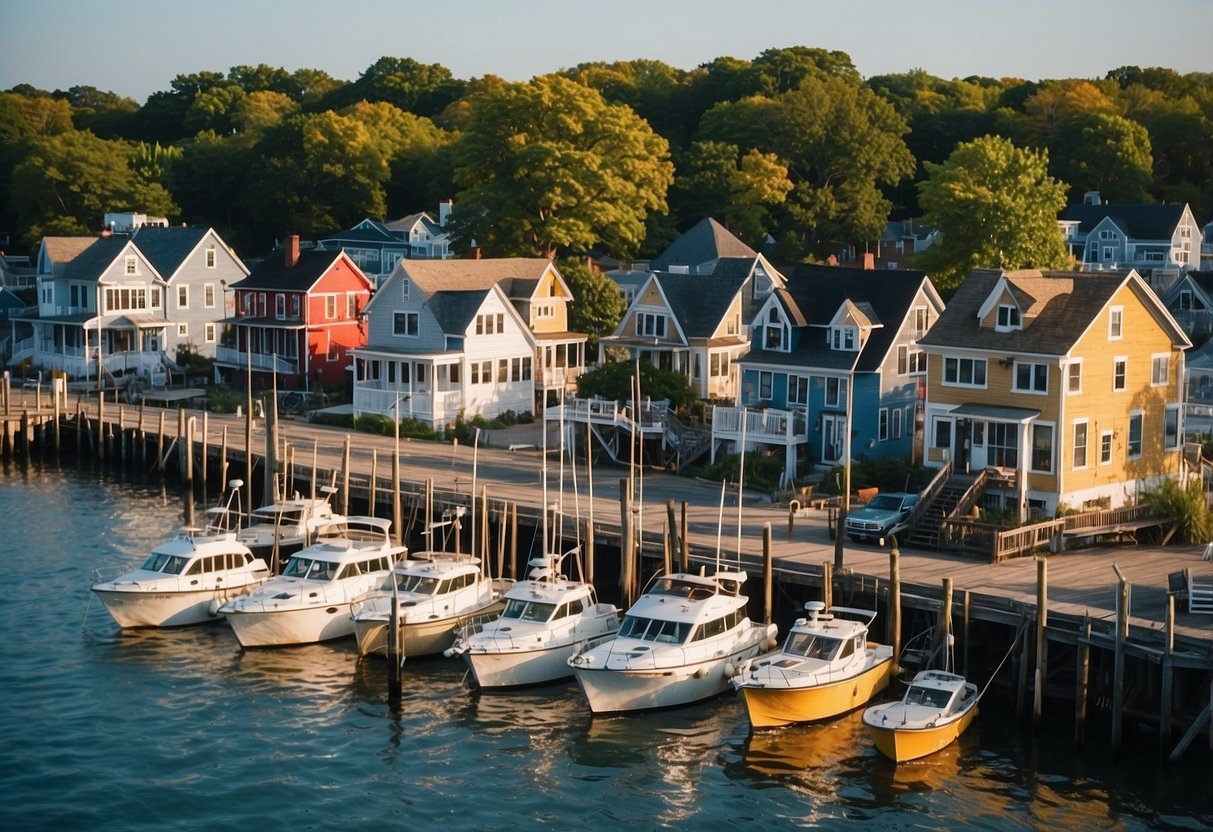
[557,257,626,350]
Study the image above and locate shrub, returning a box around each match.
[690,452,785,494]
[1141,477,1212,545]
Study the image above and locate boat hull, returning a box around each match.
[863,704,978,763]
[92,583,260,629]
[354,599,506,658]
[466,631,616,688]
[223,603,356,647]
[738,654,894,729]
[572,630,771,714]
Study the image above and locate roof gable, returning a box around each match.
[650,218,756,272]
[130,226,215,281]
[235,248,352,292]
[1060,202,1190,239]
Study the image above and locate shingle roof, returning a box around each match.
[130,226,210,280]
[655,273,746,339]
[383,212,430,233]
[61,237,135,282]
[650,218,756,272]
[1060,203,1189,239]
[235,249,347,291]
[401,258,552,296]
[318,225,404,245]
[40,236,97,268]
[428,289,490,335]
[917,268,1132,355]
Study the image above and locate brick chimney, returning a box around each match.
[285,234,300,267]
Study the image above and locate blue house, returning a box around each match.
[711,264,945,483]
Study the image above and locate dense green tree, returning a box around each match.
[183,83,247,135]
[447,75,673,258]
[169,130,257,249]
[917,135,1070,293]
[557,257,626,350]
[576,359,696,408]
[1049,113,1153,203]
[341,100,454,214]
[328,57,466,118]
[9,129,177,246]
[55,85,139,138]
[669,141,791,245]
[232,90,300,133]
[751,46,861,93]
[561,59,690,144]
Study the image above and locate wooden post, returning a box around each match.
[1161,593,1175,751]
[52,379,61,455]
[821,561,832,610]
[962,589,971,678]
[340,435,351,516]
[387,586,402,703]
[666,500,678,570]
[177,407,186,478]
[584,515,594,588]
[762,523,773,628]
[311,438,318,500]
[938,577,954,667]
[201,412,209,503]
[368,450,377,518]
[787,502,796,539]
[481,486,489,561]
[220,426,229,502]
[1075,615,1091,749]
[662,522,672,576]
[620,479,634,605]
[392,444,402,546]
[1034,556,1047,731]
[1016,608,1031,723]
[889,542,901,676]
[1112,576,1130,752]
[20,410,30,463]
[157,410,166,475]
[679,501,689,573]
[509,502,518,580]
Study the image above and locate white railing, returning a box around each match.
[711,406,807,444]
[352,385,463,426]
[214,346,298,374]
[538,365,583,388]
[544,396,668,431]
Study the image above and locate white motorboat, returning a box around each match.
[732,603,894,728]
[446,549,621,688]
[219,516,402,647]
[235,486,346,570]
[350,551,510,659]
[568,569,776,713]
[91,529,271,628]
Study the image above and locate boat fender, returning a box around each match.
[723,662,736,679]
[207,599,222,616]
[693,666,708,679]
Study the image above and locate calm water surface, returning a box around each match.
[2,462,1211,831]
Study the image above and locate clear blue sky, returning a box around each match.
[3,0,1210,103]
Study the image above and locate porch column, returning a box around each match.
[1018,419,1030,524]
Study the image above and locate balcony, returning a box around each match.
[538,365,584,389]
[352,384,463,428]
[215,346,298,375]
[710,406,808,446]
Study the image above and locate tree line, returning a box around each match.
[2,49,1210,292]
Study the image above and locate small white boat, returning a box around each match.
[91,529,271,628]
[732,603,894,729]
[862,669,979,763]
[350,551,510,659]
[235,487,346,569]
[219,516,402,648]
[568,569,776,714]
[447,549,621,688]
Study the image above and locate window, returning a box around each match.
[204,323,215,343]
[759,371,772,400]
[933,417,952,450]
[1151,354,1169,387]
[987,422,1018,468]
[325,295,337,320]
[913,307,930,333]
[943,356,987,387]
[125,256,137,275]
[710,353,730,378]
[393,312,419,336]
[1127,412,1143,458]
[1073,421,1088,469]
[177,323,188,337]
[830,327,856,350]
[636,312,667,338]
[892,408,903,439]
[497,359,509,384]
[276,295,286,319]
[204,284,215,308]
[1108,307,1123,340]
[879,409,889,441]
[1067,361,1082,395]
[996,305,1021,330]
[1100,430,1113,465]
[327,334,338,362]
[177,285,188,309]
[897,345,926,375]
[825,377,847,407]
[205,247,216,269]
[347,292,358,319]
[151,287,160,309]
[1014,362,1048,394]
[1164,406,1180,450]
[787,374,808,405]
[1031,423,1054,473]
[290,295,300,318]
[764,307,786,351]
[401,278,410,302]
[1113,357,1127,392]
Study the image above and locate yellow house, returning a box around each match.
[918,268,1190,518]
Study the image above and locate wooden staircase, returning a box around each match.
[905,474,976,550]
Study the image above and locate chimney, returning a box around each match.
[862,252,875,270]
[1084,191,1101,206]
[284,234,300,267]
[439,199,453,227]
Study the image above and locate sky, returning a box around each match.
[2,0,1211,103]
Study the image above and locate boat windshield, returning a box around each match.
[618,615,692,644]
[388,573,440,594]
[140,553,189,575]
[282,557,338,581]
[904,685,954,708]
[646,577,714,600]
[784,632,840,660]
[250,508,304,528]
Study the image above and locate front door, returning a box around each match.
[822,413,846,464]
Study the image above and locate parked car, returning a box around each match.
[844,492,919,544]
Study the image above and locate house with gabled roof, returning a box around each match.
[352,258,556,426]
[1160,269,1213,346]
[648,217,758,274]
[13,225,245,383]
[317,201,453,287]
[216,235,372,390]
[603,254,785,401]
[1059,192,1203,293]
[917,267,1189,521]
[34,236,97,278]
[711,264,944,484]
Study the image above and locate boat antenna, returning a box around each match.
[736,406,746,568]
[472,427,480,573]
[715,478,726,576]
[584,405,594,585]
[542,407,549,569]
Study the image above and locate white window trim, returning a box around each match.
[1099,429,1114,466]
[1108,306,1123,340]
[177,284,189,310]
[204,283,216,309]
[1113,355,1128,392]
[177,323,188,337]
[1066,359,1083,395]
[878,408,889,441]
[204,323,216,343]
[942,356,988,389]
[393,311,419,338]
[1012,361,1049,395]
[1029,421,1055,475]
[1072,419,1089,471]
[1127,410,1144,460]
[205,246,216,269]
[1150,353,1170,387]
[1164,405,1181,450]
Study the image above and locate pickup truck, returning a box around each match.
[844,492,919,543]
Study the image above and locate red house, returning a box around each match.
[216,235,372,390]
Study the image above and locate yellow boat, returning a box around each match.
[862,669,978,763]
[732,603,894,729]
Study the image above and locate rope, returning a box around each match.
[977,617,1030,702]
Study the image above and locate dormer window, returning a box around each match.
[125,256,137,275]
[996,305,1021,331]
[829,326,857,351]
[763,306,788,351]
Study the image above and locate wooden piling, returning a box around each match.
[220,426,229,497]
[584,515,594,587]
[368,450,377,518]
[1034,556,1047,731]
[679,501,689,573]
[1112,577,1130,752]
[821,561,832,610]
[762,523,773,628]
[52,381,61,455]
[666,500,678,569]
[1161,593,1175,751]
[341,435,351,516]
[480,486,489,561]
[311,438,318,500]
[620,480,634,606]
[962,589,971,678]
[509,502,518,580]
[392,445,402,546]
[387,589,402,703]
[157,411,166,474]
[1075,615,1091,749]
[201,413,208,501]
[889,542,901,676]
[938,577,954,662]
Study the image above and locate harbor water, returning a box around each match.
[2,462,1211,831]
